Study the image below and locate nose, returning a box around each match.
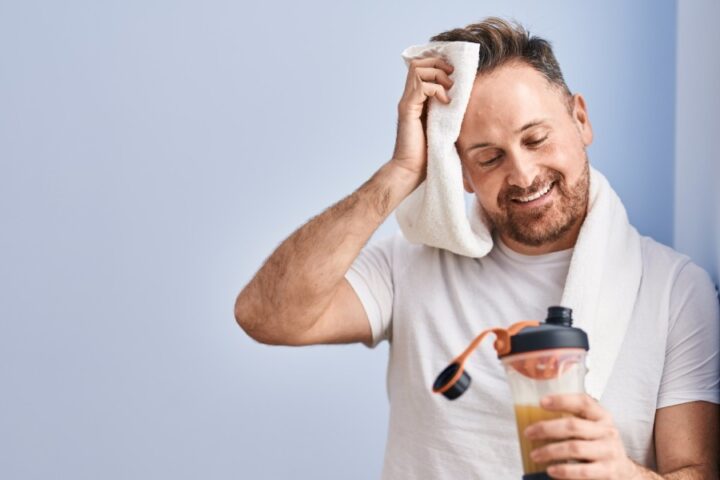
[505,151,539,189]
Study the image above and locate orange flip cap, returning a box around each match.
[432,320,540,399]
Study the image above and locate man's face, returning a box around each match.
[456,61,593,253]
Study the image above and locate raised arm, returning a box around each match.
[234,56,455,346]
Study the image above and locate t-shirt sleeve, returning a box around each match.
[344,233,396,349]
[657,261,720,408]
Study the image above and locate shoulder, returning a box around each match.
[367,230,473,275]
[365,230,430,262]
[638,235,718,321]
[639,235,717,288]
[638,236,696,289]
[639,235,691,272]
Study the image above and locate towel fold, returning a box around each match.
[395,41,643,400]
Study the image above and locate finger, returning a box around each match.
[525,415,610,441]
[409,56,454,74]
[414,66,454,89]
[400,73,451,112]
[541,393,607,422]
[423,82,450,104]
[546,461,608,479]
[398,82,450,115]
[531,439,612,464]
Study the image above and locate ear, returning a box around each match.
[571,93,593,146]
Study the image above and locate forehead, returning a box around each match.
[459,61,567,140]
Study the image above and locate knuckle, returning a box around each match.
[566,418,579,433]
[568,441,582,455]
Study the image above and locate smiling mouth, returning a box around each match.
[511,182,555,204]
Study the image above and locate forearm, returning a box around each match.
[235,160,421,343]
[631,460,715,479]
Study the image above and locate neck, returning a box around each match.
[498,218,583,255]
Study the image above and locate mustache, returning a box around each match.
[498,171,563,205]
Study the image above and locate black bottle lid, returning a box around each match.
[546,305,573,326]
[499,306,589,357]
[433,362,472,400]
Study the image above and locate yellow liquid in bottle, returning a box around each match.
[513,404,575,474]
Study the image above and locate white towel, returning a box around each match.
[395,41,643,401]
[396,41,493,258]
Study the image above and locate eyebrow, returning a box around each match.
[463,118,550,153]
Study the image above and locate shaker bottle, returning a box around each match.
[432,306,589,480]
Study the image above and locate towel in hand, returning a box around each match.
[395,41,643,400]
[396,41,493,258]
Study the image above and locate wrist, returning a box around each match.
[386,158,425,193]
[626,458,660,480]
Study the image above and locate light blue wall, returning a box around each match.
[674,0,720,286]
[0,1,680,479]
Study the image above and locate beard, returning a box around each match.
[481,157,590,247]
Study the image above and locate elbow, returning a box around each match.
[233,295,247,328]
[234,295,282,345]
[235,309,267,344]
[234,295,261,341]
[233,293,247,329]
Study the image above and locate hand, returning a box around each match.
[390,56,455,184]
[524,393,640,479]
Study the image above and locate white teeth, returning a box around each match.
[515,182,553,203]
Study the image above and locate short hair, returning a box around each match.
[431,17,573,109]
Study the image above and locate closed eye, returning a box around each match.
[526,135,548,147]
[480,154,502,167]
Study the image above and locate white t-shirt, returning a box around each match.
[345,231,719,479]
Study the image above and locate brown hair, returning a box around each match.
[431,17,573,109]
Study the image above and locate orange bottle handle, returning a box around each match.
[432,320,540,395]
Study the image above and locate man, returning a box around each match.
[235,17,719,479]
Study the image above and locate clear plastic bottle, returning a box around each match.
[432,305,589,480]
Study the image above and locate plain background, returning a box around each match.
[1,1,717,479]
